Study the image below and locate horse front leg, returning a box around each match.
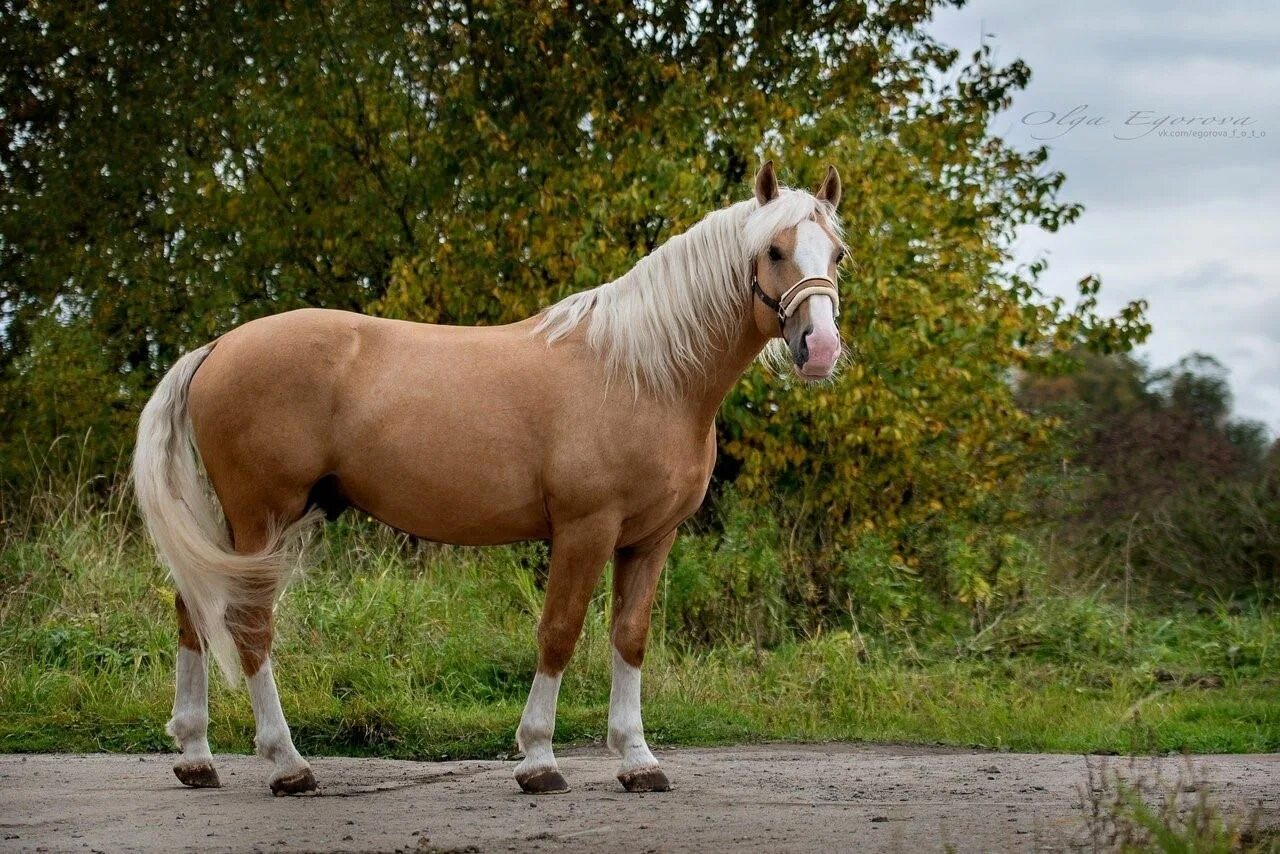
[514,518,615,794]
[608,530,676,792]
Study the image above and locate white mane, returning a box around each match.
[535,188,841,397]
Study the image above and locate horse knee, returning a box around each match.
[537,615,584,674]
[611,615,652,667]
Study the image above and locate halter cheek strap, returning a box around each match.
[751,265,841,333]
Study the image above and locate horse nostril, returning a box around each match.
[795,324,812,367]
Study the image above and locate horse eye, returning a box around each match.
[834,248,847,265]
[768,246,784,262]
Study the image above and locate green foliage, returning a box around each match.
[664,493,790,649]
[2,489,1277,757]
[1021,351,1278,599]
[0,0,1147,534]
[1120,477,1280,597]
[663,489,1052,646]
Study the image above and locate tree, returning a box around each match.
[1,1,1147,538]
[1022,350,1273,519]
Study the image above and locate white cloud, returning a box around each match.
[929,0,1280,430]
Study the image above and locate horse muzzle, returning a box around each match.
[791,324,841,379]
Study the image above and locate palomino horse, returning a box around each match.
[134,161,845,796]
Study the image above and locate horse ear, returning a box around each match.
[815,165,841,209]
[755,160,779,205]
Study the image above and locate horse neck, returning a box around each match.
[683,311,773,426]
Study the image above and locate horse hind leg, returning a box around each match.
[167,593,219,788]
[226,513,317,796]
[228,600,316,795]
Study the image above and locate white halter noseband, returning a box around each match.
[751,266,840,332]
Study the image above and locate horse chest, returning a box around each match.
[610,429,715,544]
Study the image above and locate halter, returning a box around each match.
[751,262,841,333]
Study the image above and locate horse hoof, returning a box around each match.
[270,768,318,796]
[516,768,570,794]
[619,767,670,793]
[174,762,221,788]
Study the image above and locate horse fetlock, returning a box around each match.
[173,742,215,769]
[514,726,562,794]
[607,725,642,755]
[263,741,314,796]
[165,711,208,747]
[516,720,552,755]
[517,669,561,755]
[515,733,556,767]
[254,726,302,765]
[513,751,557,776]
[614,738,659,773]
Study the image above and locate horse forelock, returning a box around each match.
[535,187,843,398]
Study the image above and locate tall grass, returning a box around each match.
[1,481,1277,758]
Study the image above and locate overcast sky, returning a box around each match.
[928,1,1280,430]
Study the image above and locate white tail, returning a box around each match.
[132,345,317,685]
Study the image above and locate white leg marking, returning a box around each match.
[166,646,213,767]
[515,670,562,779]
[246,658,310,780]
[608,648,659,774]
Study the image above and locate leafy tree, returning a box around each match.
[1,1,1147,545]
[1151,354,1233,431]
[1024,351,1272,514]
[1020,349,1277,596]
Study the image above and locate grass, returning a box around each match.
[1082,758,1280,852]
[0,496,1277,760]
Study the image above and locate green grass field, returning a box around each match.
[1,502,1276,759]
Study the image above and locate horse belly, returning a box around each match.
[333,411,550,546]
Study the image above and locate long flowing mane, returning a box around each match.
[535,188,842,397]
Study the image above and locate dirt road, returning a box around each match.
[1,745,1275,852]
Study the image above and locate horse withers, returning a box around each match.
[133,162,846,796]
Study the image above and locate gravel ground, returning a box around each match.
[1,745,1276,852]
